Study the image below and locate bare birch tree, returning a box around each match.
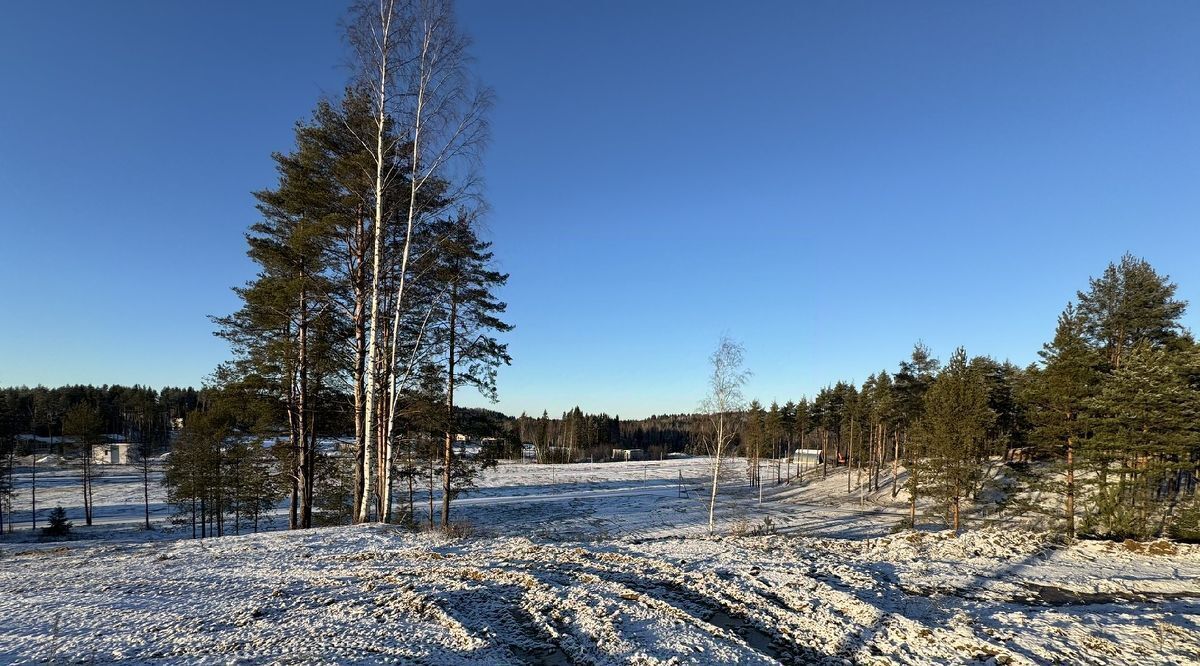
[346,0,408,524]
[379,0,491,522]
[346,0,491,523]
[698,336,750,535]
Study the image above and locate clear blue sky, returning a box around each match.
[2,1,1198,419]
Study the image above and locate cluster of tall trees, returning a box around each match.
[1025,254,1198,539]
[515,409,622,462]
[0,394,18,532]
[743,400,809,487]
[514,411,717,462]
[778,345,1024,530]
[211,0,508,530]
[741,254,1198,539]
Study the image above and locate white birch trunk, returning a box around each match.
[356,2,394,523]
[380,18,431,522]
[708,413,722,536]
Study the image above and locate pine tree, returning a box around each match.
[765,401,782,484]
[895,343,940,501]
[1086,342,1200,538]
[840,384,861,494]
[421,214,512,527]
[1076,253,1188,370]
[914,348,994,531]
[62,404,103,526]
[163,407,237,538]
[0,395,14,534]
[971,356,1027,457]
[793,399,810,450]
[1026,304,1101,538]
[213,99,348,529]
[867,370,896,492]
[743,400,765,487]
[535,410,550,462]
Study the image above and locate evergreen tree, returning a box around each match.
[875,371,899,490]
[0,394,14,533]
[743,400,765,486]
[895,343,940,501]
[42,506,71,537]
[863,371,896,492]
[213,102,343,530]
[421,214,512,527]
[792,398,811,454]
[163,407,236,538]
[765,401,782,484]
[971,356,1027,457]
[1025,304,1101,538]
[535,410,550,462]
[913,348,994,531]
[812,387,839,479]
[1076,253,1188,370]
[1086,342,1200,538]
[839,384,862,494]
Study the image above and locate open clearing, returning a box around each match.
[1,458,1197,664]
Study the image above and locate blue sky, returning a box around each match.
[2,1,1198,418]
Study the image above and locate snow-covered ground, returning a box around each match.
[0,456,1029,541]
[0,525,1196,664]
[1,457,1197,664]
[4,457,908,540]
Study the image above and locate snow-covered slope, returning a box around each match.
[1,526,1196,664]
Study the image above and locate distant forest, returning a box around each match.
[0,385,200,448]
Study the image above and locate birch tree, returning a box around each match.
[346,0,492,523]
[346,0,404,524]
[698,336,750,535]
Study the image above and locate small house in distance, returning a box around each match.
[93,442,132,465]
[791,448,823,466]
[612,448,644,462]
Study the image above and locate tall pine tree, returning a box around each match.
[421,214,511,527]
[1026,304,1100,538]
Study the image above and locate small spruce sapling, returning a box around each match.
[42,506,71,537]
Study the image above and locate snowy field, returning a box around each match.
[1,458,1198,664]
[3,457,910,541]
[0,458,902,542]
[1,525,1197,664]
